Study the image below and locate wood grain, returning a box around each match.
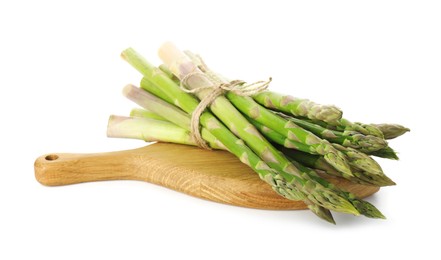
[34,143,379,210]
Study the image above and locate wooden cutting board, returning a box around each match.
[34,143,379,210]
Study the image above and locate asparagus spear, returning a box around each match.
[121,47,357,220]
[140,77,175,104]
[304,118,385,138]
[252,91,384,138]
[253,91,343,125]
[246,115,314,152]
[332,144,384,176]
[275,112,388,153]
[107,115,219,148]
[369,146,399,160]
[371,123,410,139]
[158,64,175,79]
[337,119,385,138]
[108,115,227,150]
[123,84,190,129]
[159,64,181,85]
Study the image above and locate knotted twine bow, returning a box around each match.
[179,56,272,150]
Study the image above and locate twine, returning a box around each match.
[179,59,272,150]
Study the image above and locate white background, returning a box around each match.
[1,0,440,259]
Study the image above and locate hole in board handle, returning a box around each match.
[45,154,59,161]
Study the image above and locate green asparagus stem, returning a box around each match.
[253,91,343,125]
[275,112,388,153]
[123,84,190,129]
[157,43,360,215]
[159,64,181,85]
[371,123,410,139]
[158,64,175,79]
[246,116,314,152]
[140,77,175,104]
[107,115,193,145]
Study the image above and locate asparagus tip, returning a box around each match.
[381,176,396,186]
[370,147,400,160]
[352,199,386,219]
[324,152,354,178]
[372,123,410,139]
[328,194,361,216]
[307,204,336,224]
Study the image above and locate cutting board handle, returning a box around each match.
[34,150,135,186]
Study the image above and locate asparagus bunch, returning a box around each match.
[108,43,409,224]
[119,48,360,221]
